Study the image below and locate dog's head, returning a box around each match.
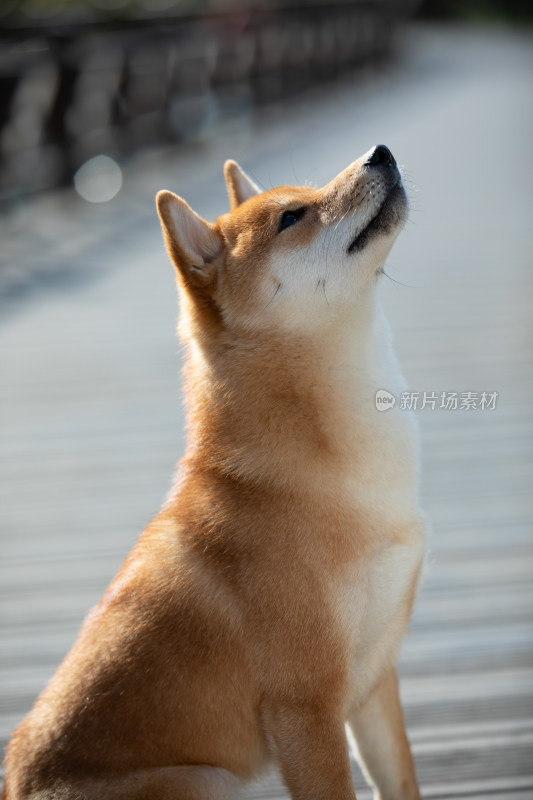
[157,146,407,341]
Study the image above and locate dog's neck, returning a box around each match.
[177,286,417,501]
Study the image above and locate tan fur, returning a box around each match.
[3,149,428,800]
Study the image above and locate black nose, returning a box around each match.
[365,144,396,167]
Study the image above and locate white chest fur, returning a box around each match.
[334,536,426,707]
[325,302,427,705]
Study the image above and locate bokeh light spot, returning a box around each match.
[74,155,122,203]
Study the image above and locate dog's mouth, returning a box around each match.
[347,181,406,254]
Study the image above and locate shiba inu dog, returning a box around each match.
[3,145,428,800]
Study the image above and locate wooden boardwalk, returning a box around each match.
[1,24,532,799]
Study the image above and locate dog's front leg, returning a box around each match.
[263,700,357,800]
[347,668,421,800]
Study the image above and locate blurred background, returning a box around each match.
[1,1,532,797]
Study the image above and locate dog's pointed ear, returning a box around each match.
[224,160,260,210]
[156,191,223,290]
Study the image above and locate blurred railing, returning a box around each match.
[0,1,415,202]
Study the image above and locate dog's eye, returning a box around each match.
[279,207,306,233]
